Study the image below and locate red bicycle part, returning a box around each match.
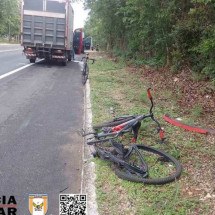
[147,88,152,100]
[159,129,165,140]
[163,115,208,134]
[111,124,125,132]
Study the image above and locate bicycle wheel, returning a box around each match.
[93,143,148,177]
[112,144,182,185]
[82,63,89,85]
[93,115,135,129]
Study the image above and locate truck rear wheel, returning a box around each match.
[45,58,51,64]
[30,59,36,63]
[62,60,67,66]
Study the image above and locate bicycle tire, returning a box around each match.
[112,144,182,185]
[93,115,135,129]
[82,63,89,85]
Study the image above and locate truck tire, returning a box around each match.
[45,58,51,65]
[62,60,67,66]
[30,59,36,63]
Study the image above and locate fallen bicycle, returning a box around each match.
[83,89,182,185]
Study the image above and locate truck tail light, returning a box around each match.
[26,47,33,53]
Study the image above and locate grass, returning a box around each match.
[190,105,203,119]
[88,53,214,215]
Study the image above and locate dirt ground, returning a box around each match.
[138,66,215,127]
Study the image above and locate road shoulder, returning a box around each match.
[82,80,99,215]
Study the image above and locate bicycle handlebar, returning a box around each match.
[81,57,95,64]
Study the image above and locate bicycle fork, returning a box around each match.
[150,114,165,143]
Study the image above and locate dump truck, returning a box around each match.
[21,0,74,65]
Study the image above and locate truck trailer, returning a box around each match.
[21,0,74,65]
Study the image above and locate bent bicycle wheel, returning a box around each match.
[113,144,182,185]
[93,115,135,129]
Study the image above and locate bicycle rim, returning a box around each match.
[113,144,182,185]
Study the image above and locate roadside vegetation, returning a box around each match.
[84,0,215,81]
[0,0,20,43]
[88,52,214,215]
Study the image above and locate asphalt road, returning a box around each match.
[0,44,29,76]
[0,45,84,214]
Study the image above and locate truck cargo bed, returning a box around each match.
[21,0,74,50]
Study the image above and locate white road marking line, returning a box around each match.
[0,49,20,53]
[0,44,19,45]
[0,59,43,80]
[0,64,33,80]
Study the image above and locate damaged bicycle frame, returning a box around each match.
[82,88,182,185]
[85,88,165,143]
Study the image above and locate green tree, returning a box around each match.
[0,0,20,37]
[84,0,126,50]
[84,0,215,79]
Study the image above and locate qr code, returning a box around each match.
[59,194,87,215]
